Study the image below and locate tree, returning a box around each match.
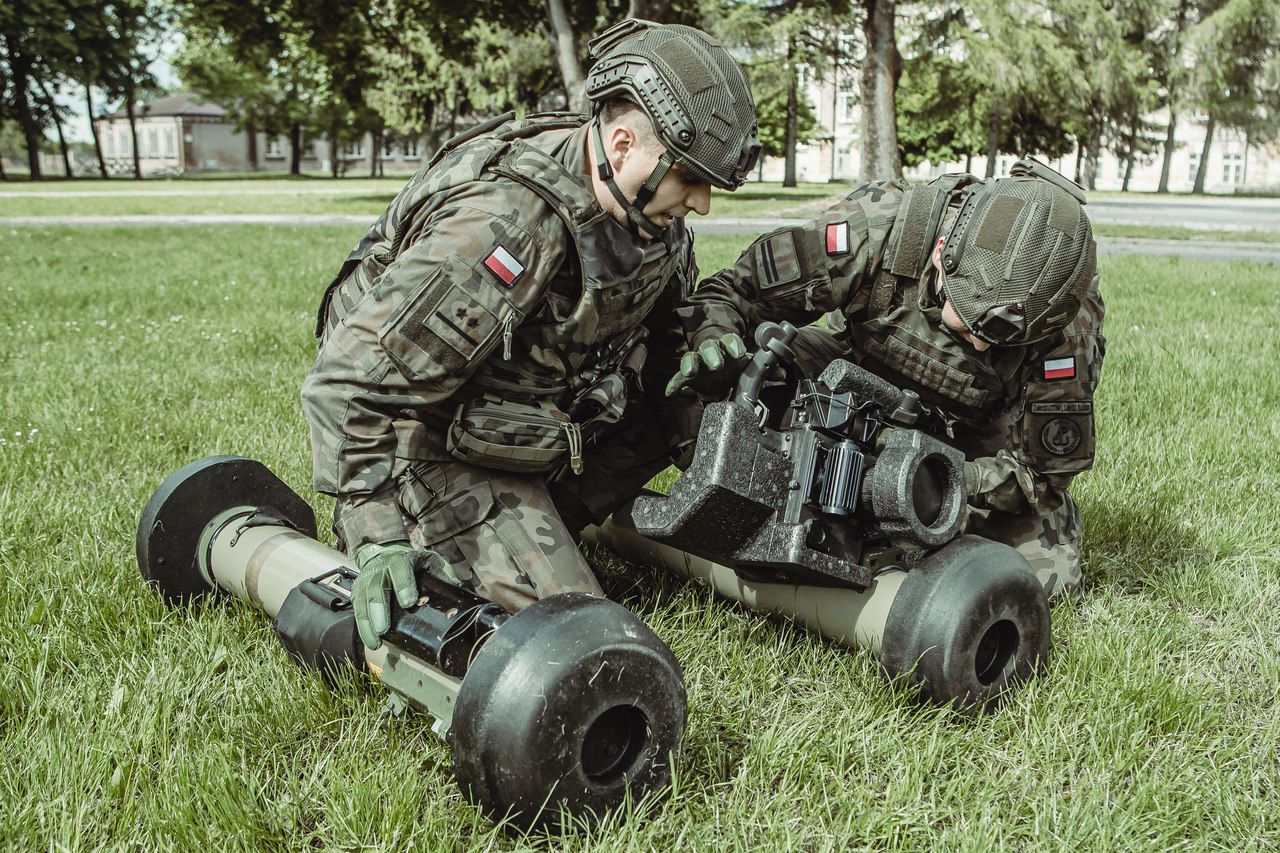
[860,0,900,180]
[1185,0,1280,193]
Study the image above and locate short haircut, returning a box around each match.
[598,97,662,152]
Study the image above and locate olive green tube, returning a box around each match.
[196,507,463,733]
[587,518,906,653]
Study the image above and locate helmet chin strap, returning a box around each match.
[591,117,674,239]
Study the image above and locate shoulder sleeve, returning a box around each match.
[679,182,903,350]
[968,274,1106,513]
[300,181,567,545]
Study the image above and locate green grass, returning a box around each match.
[1,226,1279,849]
[1093,223,1280,244]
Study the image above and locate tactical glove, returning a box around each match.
[664,332,749,400]
[351,541,448,650]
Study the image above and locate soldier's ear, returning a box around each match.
[605,122,638,166]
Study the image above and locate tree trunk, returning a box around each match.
[246,118,259,171]
[371,127,381,178]
[964,152,972,174]
[1121,112,1138,192]
[627,0,671,19]
[983,106,1000,178]
[0,157,6,180]
[289,122,302,175]
[1082,137,1100,191]
[784,47,799,188]
[859,0,902,181]
[85,83,108,178]
[546,0,587,113]
[37,83,73,177]
[124,80,142,180]
[329,123,339,178]
[6,43,43,180]
[1158,109,1177,193]
[1192,115,1214,195]
[1073,137,1083,183]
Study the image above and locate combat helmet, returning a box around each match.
[584,18,761,236]
[937,157,1096,345]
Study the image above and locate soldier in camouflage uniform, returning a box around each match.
[300,19,761,648]
[670,160,1104,598]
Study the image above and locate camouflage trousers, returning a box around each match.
[791,324,1083,599]
[389,392,696,613]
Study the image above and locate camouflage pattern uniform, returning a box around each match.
[678,181,1106,598]
[302,114,700,612]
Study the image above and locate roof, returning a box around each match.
[102,92,227,120]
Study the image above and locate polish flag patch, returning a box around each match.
[1043,357,1076,380]
[826,222,849,255]
[483,245,524,287]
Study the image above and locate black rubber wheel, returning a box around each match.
[136,455,317,606]
[449,592,686,831]
[880,535,1050,714]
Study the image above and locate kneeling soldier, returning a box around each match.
[670,160,1104,598]
[301,20,761,648]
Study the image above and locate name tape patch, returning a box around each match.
[483,245,525,287]
[1031,401,1093,415]
[1043,356,1076,380]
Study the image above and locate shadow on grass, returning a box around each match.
[1080,492,1221,592]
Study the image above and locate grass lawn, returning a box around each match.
[1,226,1278,849]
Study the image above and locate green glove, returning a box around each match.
[351,541,447,650]
[664,332,749,400]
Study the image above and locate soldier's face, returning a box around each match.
[599,123,713,237]
[932,238,991,352]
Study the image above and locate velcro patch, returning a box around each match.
[483,245,524,287]
[1043,357,1076,380]
[1031,401,1093,415]
[753,230,802,290]
[826,222,850,255]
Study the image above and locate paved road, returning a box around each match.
[1086,196,1280,232]
[4,214,1280,264]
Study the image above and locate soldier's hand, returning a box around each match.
[351,541,446,650]
[664,332,749,400]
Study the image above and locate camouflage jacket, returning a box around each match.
[302,113,696,550]
[679,181,1106,518]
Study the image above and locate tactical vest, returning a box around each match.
[316,113,686,421]
[839,175,1052,427]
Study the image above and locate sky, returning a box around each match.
[52,40,181,143]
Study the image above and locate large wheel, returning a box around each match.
[136,456,317,605]
[880,535,1050,714]
[449,593,686,831]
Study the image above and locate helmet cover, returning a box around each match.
[938,158,1096,345]
[585,19,761,189]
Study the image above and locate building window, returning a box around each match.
[121,129,132,155]
[838,81,855,123]
[340,139,364,159]
[402,137,420,159]
[266,137,284,158]
[147,128,158,157]
[105,129,115,156]
[164,128,174,156]
[1188,152,1200,185]
[1222,151,1243,185]
[382,137,396,158]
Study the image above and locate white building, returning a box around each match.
[758,71,1280,194]
[93,92,430,177]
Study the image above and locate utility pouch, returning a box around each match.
[447,395,584,475]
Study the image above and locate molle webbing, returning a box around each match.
[861,336,992,413]
[889,184,942,279]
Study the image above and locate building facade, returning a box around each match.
[93,92,431,177]
[758,69,1280,194]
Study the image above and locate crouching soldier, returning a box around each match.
[301,19,761,649]
[669,160,1105,598]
